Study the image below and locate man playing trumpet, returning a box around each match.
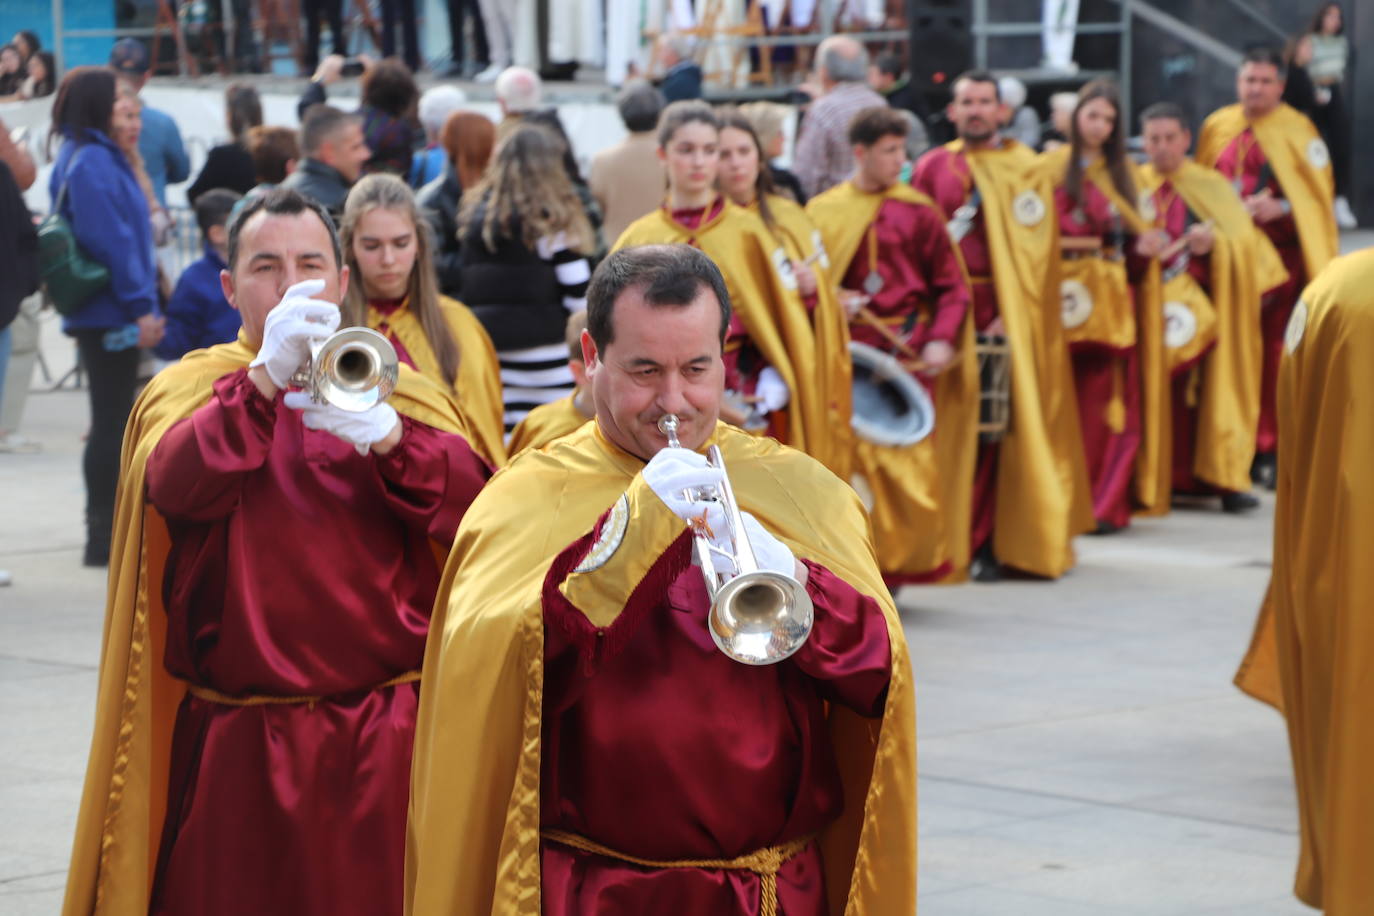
[63,188,490,916]
[407,244,916,915]
[807,105,974,586]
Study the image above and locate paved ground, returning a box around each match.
[13,227,1374,912]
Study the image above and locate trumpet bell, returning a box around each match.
[309,327,399,412]
[709,570,814,665]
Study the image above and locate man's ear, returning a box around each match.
[579,328,599,372]
[221,269,238,311]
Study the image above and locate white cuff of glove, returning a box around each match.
[739,511,797,578]
[755,366,790,413]
[249,279,342,388]
[284,392,399,455]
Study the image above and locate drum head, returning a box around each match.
[849,341,935,447]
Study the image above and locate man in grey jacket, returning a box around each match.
[280,105,371,218]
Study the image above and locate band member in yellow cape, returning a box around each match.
[62,188,492,916]
[912,69,1093,582]
[717,106,854,480]
[341,173,509,463]
[1137,103,1287,521]
[506,312,595,458]
[1238,249,1374,912]
[1196,46,1338,489]
[1032,80,1171,534]
[613,100,824,458]
[807,105,975,587]
[406,245,916,916]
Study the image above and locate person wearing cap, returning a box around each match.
[108,38,189,208]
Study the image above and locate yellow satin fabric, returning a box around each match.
[751,193,855,480]
[406,421,918,916]
[1139,160,1289,494]
[950,139,1094,576]
[1196,103,1338,282]
[504,394,592,460]
[806,179,980,579]
[367,295,508,466]
[62,334,468,916]
[1243,251,1374,910]
[612,202,822,457]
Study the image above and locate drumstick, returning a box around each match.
[1060,236,1104,253]
[854,304,968,374]
[1159,220,1214,262]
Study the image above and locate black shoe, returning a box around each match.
[1250,452,1277,490]
[969,545,1002,582]
[83,539,109,567]
[1221,491,1260,513]
[1092,519,1122,535]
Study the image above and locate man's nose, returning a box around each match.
[657,374,689,414]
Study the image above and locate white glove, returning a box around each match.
[642,447,726,525]
[755,366,791,413]
[249,279,342,388]
[739,511,797,578]
[283,392,400,456]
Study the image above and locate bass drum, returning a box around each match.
[849,340,935,447]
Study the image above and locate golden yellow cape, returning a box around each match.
[612,202,823,457]
[952,139,1094,576]
[406,420,917,915]
[806,179,980,580]
[1241,250,1374,909]
[1139,159,1289,496]
[505,393,592,460]
[751,193,854,480]
[367,295,508,465]
[1032,148,1171,514]
[61,333,469,916]
[1196,103,1338,282]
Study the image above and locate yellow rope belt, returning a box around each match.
[185,670,421,708]
[540,829,815,916]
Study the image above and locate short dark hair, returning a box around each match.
[873,52,904,80]
[47,66,116,155]
[617,80,666,133]
[300,104,359,157]
[1139,102,1190,132]
[246,125,301,184]
[849,105,909,146]
[586,245,731,354]
[361,58,419,118]
[952,69,1001,101]
[1241,46,1287,80]
[194,188,243,238]
[226,187,341,272]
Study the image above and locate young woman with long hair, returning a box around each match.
[187,83,263,204]
[715,107,851,476]
[340,173,507,463]
[456,122,594,434]
[613,100,823,454]
[1036,79,1171,533]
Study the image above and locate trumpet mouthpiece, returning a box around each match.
[657,414,681,448]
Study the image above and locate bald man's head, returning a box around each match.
[817,36,868,88]
[495,66,542,115]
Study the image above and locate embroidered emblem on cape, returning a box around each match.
[1138,191,1157,224]
[1285,299,1309,354]
[574,493,629,573]
[1012,190,1046,226]
[771,247,798,290]
[1163,301,1198,349]
[1307,138,1330,171]
[810,230,831,269]
[1060,279,1094,329]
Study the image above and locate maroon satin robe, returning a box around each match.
[144,369,489,916]
[912,146,1000,553]
[1212,128,1304,453]
[539,517,892,915]
[1054,179,1146,529]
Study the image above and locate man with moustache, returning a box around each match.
[407,244,917,916]
[1196,47,1338,489]
[62,188,489,916]
[911,70,1091,582]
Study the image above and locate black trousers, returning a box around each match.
[302,0,346,72]
[1313,83,1351,197]
[446,0,488,67]
[380,0,421,71]
[72,331,140,545]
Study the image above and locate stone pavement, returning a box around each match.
[3,258,1357,912]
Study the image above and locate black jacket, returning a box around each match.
[0,161,38,330]
[416,163,463,298]
[279,157,351,218]
[458,200,564,352]
[187,142,257,205]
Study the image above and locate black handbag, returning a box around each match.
[37,146,111,317]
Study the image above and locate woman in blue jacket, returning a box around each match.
[48,66,164,566]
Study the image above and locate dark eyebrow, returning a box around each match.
[298,251,328,262]
[248,252,282,265]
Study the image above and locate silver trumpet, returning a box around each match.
[657,414,814,665]
[291,327,399,412]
